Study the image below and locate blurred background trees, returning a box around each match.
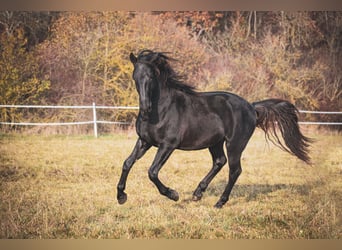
[0,11,341,132]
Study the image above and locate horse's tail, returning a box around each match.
[252,99,313,164]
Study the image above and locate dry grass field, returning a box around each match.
[0,129,341,239]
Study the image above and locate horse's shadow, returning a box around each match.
[203,181,311,202]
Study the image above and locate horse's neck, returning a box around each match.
[151,84,175,117]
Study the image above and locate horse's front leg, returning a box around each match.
[148,144,179,201]
[117,138,151,204]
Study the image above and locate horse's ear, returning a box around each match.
[129,53,137,64]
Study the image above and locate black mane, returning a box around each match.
[136,50,197,95]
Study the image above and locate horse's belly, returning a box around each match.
[178,122,225,150]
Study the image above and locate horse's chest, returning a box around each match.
[136,120,175,146]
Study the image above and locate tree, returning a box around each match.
[0,11,58,49]
[0,28,50,123]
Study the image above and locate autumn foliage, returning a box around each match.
[0,11,341,132]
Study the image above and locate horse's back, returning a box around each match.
[199,91,256,123]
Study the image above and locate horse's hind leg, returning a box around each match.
[117,138,151,204]
[214,149,242,208]
[193,141,227,201]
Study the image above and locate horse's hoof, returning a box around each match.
[117,193,127,205]
[214,200,227,208]
[168,189,179,201]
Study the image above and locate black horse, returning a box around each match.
[117,50,311,208]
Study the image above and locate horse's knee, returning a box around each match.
[122,161,130,172]
[211,163,224,175]
[216,155,227,169]
[122,157,135,172]
[219,155,227,166]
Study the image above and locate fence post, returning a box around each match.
[92,102,98,138]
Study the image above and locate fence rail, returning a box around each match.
[1,103,341,137]
[298,110,342,115]
[0,104,140,110]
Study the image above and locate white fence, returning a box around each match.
[0,103,138,137]
[0,103,341,137]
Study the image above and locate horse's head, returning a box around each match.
[130,52,160,120]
